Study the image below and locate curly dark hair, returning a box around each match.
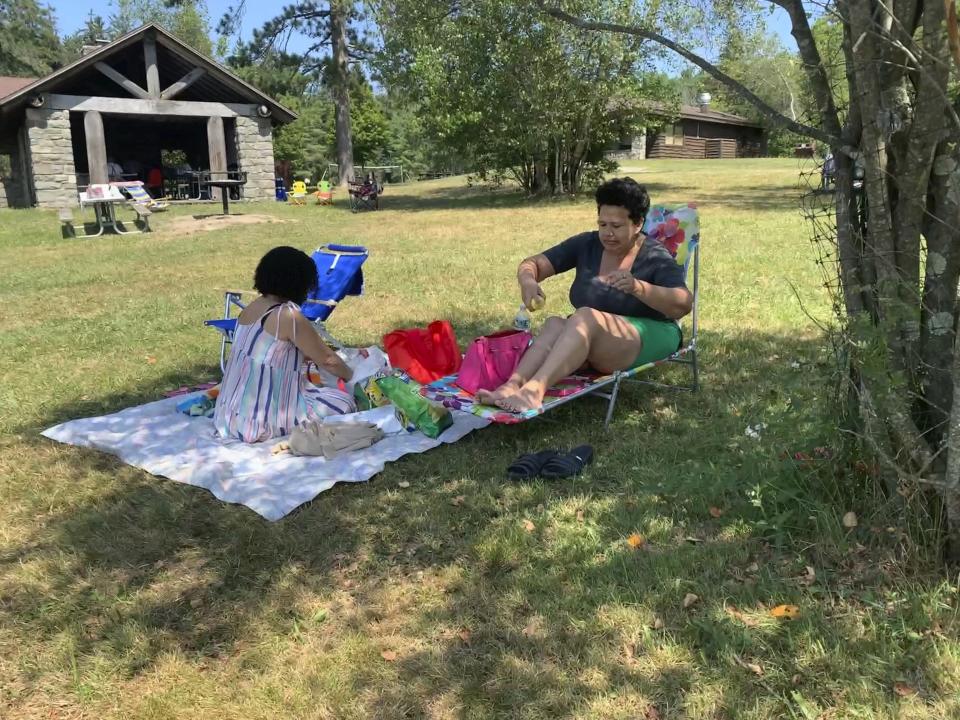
[595,177,651,224]
[253,246,318,306]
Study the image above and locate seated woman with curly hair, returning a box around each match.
[214,246,355,442]
[477,177,693,413]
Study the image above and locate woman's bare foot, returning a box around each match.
[476,381,520,406]
[496,382,546,413]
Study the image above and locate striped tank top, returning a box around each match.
[213,302,356,442]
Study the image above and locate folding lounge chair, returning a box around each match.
[113,180,170,210]
[288,180,309,206]
[419,204,700,428]
[315,180,334,206]
[204,244,369,372]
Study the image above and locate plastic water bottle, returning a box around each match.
[513,303,531,331]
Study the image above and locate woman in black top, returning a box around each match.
[477,177,693,413]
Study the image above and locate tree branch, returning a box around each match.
[768,0,843,141]
[535,1,847,150]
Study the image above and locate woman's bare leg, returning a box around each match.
[476,316,566,405]
[498,309,642,412]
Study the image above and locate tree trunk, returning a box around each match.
[330,0,354,186]
[544,0,960,560]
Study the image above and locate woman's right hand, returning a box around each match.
[520,281,546,311]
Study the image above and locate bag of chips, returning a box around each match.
[375,372,453,439]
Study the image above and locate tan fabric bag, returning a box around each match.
[288,420,384,459]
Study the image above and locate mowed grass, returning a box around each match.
[0,158,957,719]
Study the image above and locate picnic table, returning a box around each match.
[200,171,248,215]
[76,184,145,236]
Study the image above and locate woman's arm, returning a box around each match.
[282,308,354,381]
[603,271,693,320]
[517,254,556,308]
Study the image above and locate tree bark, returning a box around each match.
[330,0,355,185]
[920,140,960,450]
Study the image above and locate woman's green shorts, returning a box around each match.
[622,317,682,369]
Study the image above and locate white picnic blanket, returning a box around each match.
[41,399,490,521]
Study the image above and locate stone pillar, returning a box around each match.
[25,107,78,208]
[630,132,647,160]
[235,115,276,201]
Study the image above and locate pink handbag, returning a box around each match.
[456,330,532,395]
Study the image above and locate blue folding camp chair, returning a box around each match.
[205,244,369,372]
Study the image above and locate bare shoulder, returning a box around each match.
[237,296,272,324]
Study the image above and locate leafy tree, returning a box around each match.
[378,0,642,192]
[374,0,745,193]
[349,79,389,165]
[270,74,394,182]
[543,1,960,559]
[0,0,62,76]
[219,0,372,184]
[61,12,108,61]
[107,0,214,56]
[702,28,805,156]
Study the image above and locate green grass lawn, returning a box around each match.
[0,158,957,719]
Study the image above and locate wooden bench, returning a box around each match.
[128,202,152,231]
[58,207,75,238]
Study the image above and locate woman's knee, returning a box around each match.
[541,316,566,334]
[569,307,604,333]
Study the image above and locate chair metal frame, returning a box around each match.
[205,244,367,372]
[594,242,700,426]
[207,293,345,373]
[348,183,380,212]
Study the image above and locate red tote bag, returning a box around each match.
[383,320,462,384]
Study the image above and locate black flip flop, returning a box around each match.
[506,449,560,480]
[540,445,594,479]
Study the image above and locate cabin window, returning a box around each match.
[663,123,684,146]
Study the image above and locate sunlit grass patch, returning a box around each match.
[0,159,957,719]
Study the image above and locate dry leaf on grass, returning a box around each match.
[642,705,662,720]
[450,495,465,507]
[145,356,157,364]
[627,533,646,549]
[682,593,700,609]
[522,519,536,533]
[381,650,398,661]
[769,604,801,619]
[746,561,760,573]
[799,565,816,586]
[842,511,858,528]
[623,642,636,663]
[521,616,543,638]
[725,605,760,627]
[457,628,472,645]
[397,481,410,489]
[651,616,665,630]
[893,682,918,697]
[733,653,764,676]
[709,506,723,518]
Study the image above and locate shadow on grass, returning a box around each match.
[371,180,801,215]
[3,324,939,716]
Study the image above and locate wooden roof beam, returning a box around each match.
[144,34,160,97]
[160,68,206,101]
[94,61,150,99]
